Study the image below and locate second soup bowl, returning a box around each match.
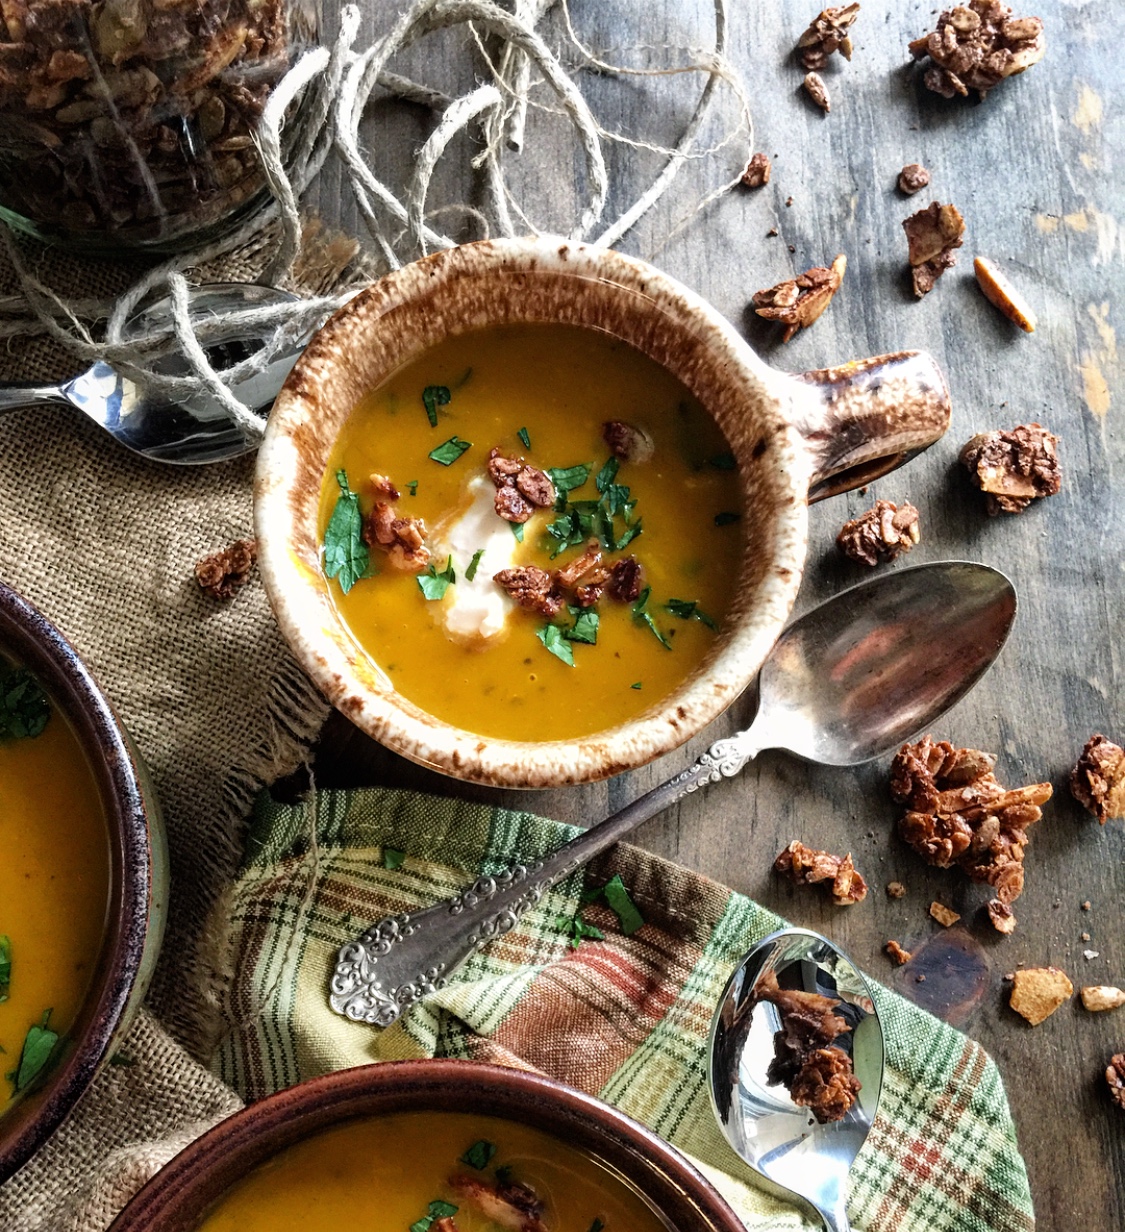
[255,237,950,788]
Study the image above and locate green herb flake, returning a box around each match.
[547,463,592,496]
[707,452,737,470]
[407,480,419,497]
[460,1140,497,1170]
[109,1052,136,1067]
[383,848,406,871]
[555,914,606,950]
[429,436,472,466]
[631,588,672,650]
[714,511,741,527]
[564,607,599,645]
[422,385,451,427]
[630,681,642,690]
[417,556,456,601]
[465,549,485,582]
[517,427,531,450]
[510,521,524,543]
[0,668,50,740]
[0,936,10,1003]
[595,456,619,493]
[409,1198,460,1232]
[9,1009,59,1092]
[665,598,718,631]
[602,875,645,936]
[322,469,372,596]
[536,624,575,666]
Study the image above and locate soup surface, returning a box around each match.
[320,323,743,741]
[196,1110,668,1232]
[0,659,110,1114]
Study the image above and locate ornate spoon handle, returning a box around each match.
[330,727,762,1026]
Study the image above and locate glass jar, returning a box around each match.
[0,0,320,253]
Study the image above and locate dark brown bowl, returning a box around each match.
[0,581,166,1184]
[108,1060,745,1232]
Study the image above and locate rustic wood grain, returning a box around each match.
[306,2,1123,1227]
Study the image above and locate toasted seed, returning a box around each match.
[974,257,1037,333]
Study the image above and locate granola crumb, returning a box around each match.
[786,196,794,207]
[602,421,654,464]
[774,840,868,904]
[1081,986,1125,1012]
[767,227,780,237]
[194,539,257,600]
[1070,734,1125,823]
[836,500,920,567]
[741,152,772,188]
[797,4,861,71]
[988,899,1017,934]
[898,163,931,195]
[886,939,913,965]
[916,974,926,982]
[960,423,1061,514]
[903,201,965,297]
[1108,1055,1125,1109]
[1009,966,1072,1026]
[752,254,847,343]
[930,901,961,928]
[909,2,1046,101]
[1082,932,1091,942]
[803,71,831,112]
[1082,900,1092,911]
[974,257,1037,332]
[886,881,907,898]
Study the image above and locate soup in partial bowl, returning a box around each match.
[0,581,166,1183]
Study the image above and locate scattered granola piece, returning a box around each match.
[553,541,609,607]
[960,423,1060,514]
[1082,900,1092,911]
[1108,1055,1125,1109]
[890,735,1052,934]
[368,472,400,501]
[790,1047,862,1123]
[775,840,868,904]
[363,501,431,573]
[988,899,1017,934]
[752,254,847,342]
[886,939,913,965]
[449,1175,547,1232]
[836,500,920,566]
[1070,734,1125,823]
[797,4,861,70]
[909,2,1046,100]
[903,202,965,297]
[803,71,831,112]
[606,556,644,603]
[974,257,1037,332]
[1009,966,1072,1026]
[194,538,257,600]
[1081,986,1125,1013]
[741,152,772,188]
[602,421,654,464]
[898,163,931,195]
[1082,932,1091,942]
[930,901,961,927]
[487,447,556,523]
[887,881,907,898]
[492,566,563,618]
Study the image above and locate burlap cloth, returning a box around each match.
[0,232,339,1230]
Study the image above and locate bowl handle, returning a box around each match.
[792,350,951,503]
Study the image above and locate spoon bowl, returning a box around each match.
[709,928,885,1232]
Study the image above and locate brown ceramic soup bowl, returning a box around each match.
[0,581,166,1184]
[255,236,950,788]
[108,1059,745,1232]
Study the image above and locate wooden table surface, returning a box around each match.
[308,3,1123,1227]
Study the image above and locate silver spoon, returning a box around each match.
[709,928,883,1232]
[330,560,1016,1027]
[0,284,307,465]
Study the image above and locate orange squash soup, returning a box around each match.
[319,323,744,742]
[0,659,110,1113]
[196,1111,669,1232]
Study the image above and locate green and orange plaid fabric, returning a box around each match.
[213,787,1034,1232]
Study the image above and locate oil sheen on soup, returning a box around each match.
[319,323,743,742]
[195,1111,669,1232]
[0,659,110,1114]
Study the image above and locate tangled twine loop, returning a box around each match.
[0,0,752,444]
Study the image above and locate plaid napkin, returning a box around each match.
[212,787,1035,1232]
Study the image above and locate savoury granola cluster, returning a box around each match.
[891,736,1052,934]
[774,840,868,904]
[908,1,1046,100]
[796,4,860,70]
[836,500,920,566]
[362,474,431,572]
[902,201,966,297]
[752,254,846,342]
[194,537,256,599]
[1108,1055,1125,1110]
[960,422,1061,514]
[1069,734,1125,824]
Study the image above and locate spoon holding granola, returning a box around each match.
[709,928,884,1232]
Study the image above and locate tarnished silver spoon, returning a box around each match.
[330,560,1016,1026]
[0,284,308,465]
[709,928,884,1232]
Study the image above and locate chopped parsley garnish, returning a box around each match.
[714,511,741,527]
[422,385,451,427]
[536,624,575,666]
[383,848,406,870]
[517,427,531,449]
[631,587,672,650]
[665,598,718,630]
[411,1199,459,1232]
[707,452,737,470]
[595,456,619,492]
[547,463,592,497]
[0,936,9,1002]
[322,469,372,595]
[406,480,419,496]
[460,1139,497,1170]
[545,460,642,556]
[510,521,524,543]
[417,556,456,601]
[555,913,605,949]
[0,668,50,740]
[8,1009,58,1092]
[602,875,645,936]
[563,606,599,645]
[465,549,485,582]
[630,682,642,690]
[429,436,472,466]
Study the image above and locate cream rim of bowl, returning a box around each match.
[254,236,950,789]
